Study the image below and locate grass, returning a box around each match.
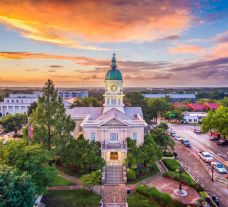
[128,192,159,207]
[50,174,73,186]
[43,190,101,207]
[162,158,203,191]
[128,165,159,184]
[127,185,184,207]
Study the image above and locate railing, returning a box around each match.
[101,140,127,149]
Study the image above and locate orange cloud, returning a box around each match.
[169,44,205,54]
[0,0,193,47]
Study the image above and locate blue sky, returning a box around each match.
[0,0,227,87]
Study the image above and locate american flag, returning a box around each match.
[28,124,33,139]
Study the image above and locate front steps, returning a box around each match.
[105,165,124,185]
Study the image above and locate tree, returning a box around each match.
[157,122,169,131]
[0,113,27,136]
[0,140,56,194]
[80,170,101,192]
[0,165,36,207]
[62,135,105,173]
[27,102,37,116]
[220,97,228,107]
[27,79,75,156]
[202,106,228,139]
[151,127,175,152]
[126,136,162,175]
[72,97,101,107]
[164,110,183,123]
[147,98,172,123]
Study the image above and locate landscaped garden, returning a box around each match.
[162,159,203,191]
[43,190,101,207]
[127,185,184,207]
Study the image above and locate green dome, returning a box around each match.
[105,53,123,80]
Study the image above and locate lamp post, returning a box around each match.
[179,165,184,192]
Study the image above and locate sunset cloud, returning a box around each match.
[169,44,205,54]
[0,0,193,48]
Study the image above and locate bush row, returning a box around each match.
[136,185,184,207]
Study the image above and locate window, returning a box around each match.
[110,133,118,142]
[132,132,137,140]
[194,119,197,122]
[111,99,116,105]
[91,132,95,141]
[188,119,192,122]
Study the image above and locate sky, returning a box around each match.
[0,0,228,87]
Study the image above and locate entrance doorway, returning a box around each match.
[110,152,118,160]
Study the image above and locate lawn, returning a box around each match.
[162,158,203,191]
[49,174,73,186]
[43,190,101,207]
[128,165,160,184]
[127,185,184,207]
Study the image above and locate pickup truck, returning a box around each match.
[199,151,213,163]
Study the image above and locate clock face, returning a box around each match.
[111,84,117,91]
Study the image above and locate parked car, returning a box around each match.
[170,131,176,137]
[199,151,214,163]
[174,135,182,141]
[217,139,228,146]
[194,128,202,134]
[210,136,220,141]
[211,162,227,174]
[181,139,191,147]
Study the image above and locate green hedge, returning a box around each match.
[127,168,136,180]
[162,159,180,171]
[136,185,184,207]
[163,171,203,191]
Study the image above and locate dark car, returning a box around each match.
[181,139,191,147]
[217,139,228,146]
[210,136,220,141]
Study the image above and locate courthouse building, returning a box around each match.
[67,54,147,165]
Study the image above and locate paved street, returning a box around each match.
[169,124,228,207]
[169,124,228,167]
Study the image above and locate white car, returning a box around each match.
[211,162,227,174]
[174,135,182,141]
[199,151,214,163]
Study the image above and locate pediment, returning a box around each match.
[101,118,127,126]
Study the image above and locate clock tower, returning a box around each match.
[103,54,125,113]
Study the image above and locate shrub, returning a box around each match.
[163,151,173,157]
[162,159,180,171]
[136,185,184,207]
[127,168,136,180]
[163,171,203,191]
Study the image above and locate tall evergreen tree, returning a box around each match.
[26,79,75,157]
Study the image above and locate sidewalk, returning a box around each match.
[175,142,228,207]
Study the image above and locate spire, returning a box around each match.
[111,53,117,69]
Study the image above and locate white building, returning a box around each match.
[0,92,41,116]
[183,112,207,124]
[67,54,147,165]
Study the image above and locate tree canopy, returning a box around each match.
[72,97,101,107]
[201,106,228,139]
[0,165,36,207]
[220,97,228,107]
[0,113,27,136]
[26,79,75,157]
[80,170,101,192]
[0,140,56,194]
[62,135,105,174]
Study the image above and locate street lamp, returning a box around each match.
[179,165,184,192]
[173,164,188,197]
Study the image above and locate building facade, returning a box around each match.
[58,90,88,99]
[183,112,207,124]
[0,92,41,116]
[143,93,196,102]
[67,54,147,165]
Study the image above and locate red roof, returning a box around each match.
[187,103,204,111]
[173,102,188,109]
[204,103,220,110]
